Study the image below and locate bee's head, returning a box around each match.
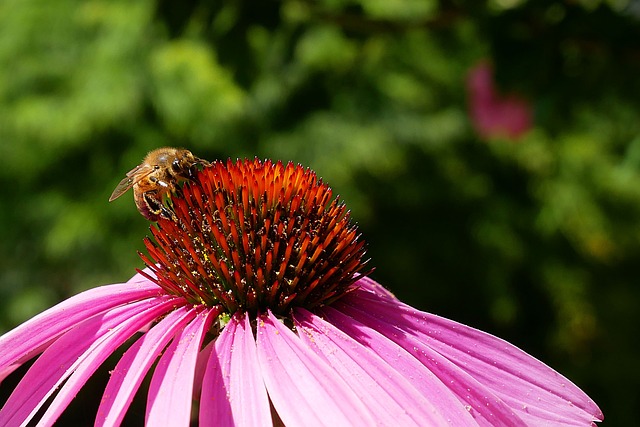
[173,149,209,180]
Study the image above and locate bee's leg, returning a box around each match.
[159,205,179,223]
[198,157,211,167]
[172,185,185,199]
[162,191,181,223]
[144,192,177,222]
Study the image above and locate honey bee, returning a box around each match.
[109,147,210,221]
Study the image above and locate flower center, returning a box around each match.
[140,158,370,315]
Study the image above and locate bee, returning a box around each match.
[109,147,210,221]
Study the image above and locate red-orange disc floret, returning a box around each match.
[140,158,370,315]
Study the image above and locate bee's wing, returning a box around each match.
[108,165,154,202]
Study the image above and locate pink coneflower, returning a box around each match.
[467,61,533,140]
[0,158,602,426]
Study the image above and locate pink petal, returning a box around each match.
[0,278,160,378]
[0,365,22,385]
[96,306,197,427]
[37,298,182,426]
[192,337,215,402]
[466,61,533,140]
[145,309,214,426]
[324,303,521,426]
[200,313,271,427]
[335,301,525,426]
[294,307,476,426]
[255,310,376,426]
[339,288,603,425]
[466,61,496,103]
[0,296,172,427]
[128,267,160,284]
[355,275,400,300]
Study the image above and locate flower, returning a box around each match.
[467,61,533,140]
[0,158,602,426]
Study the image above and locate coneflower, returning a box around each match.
[0,158,602,426]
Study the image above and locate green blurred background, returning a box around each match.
[1,0,639,424]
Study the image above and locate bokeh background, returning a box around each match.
[1,0,639,424]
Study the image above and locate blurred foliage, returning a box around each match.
[1,0,639,424]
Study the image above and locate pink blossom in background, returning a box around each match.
[467,61,534,140]
[0,159,602,426]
